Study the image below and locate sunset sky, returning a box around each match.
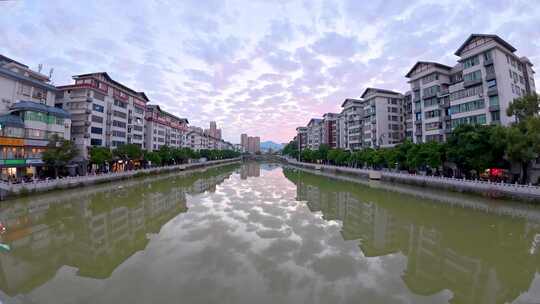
[1,0,539,143]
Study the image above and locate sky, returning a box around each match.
[1,0,539,144]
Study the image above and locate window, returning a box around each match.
[489,96,499,106]
[112,120,126,128]
[91,127,103,134]
[422,73,439,84]
[19,84,31,96]
[487,79,497,88]
[134,107,144,114]
[450,85,483,101]
[483,50,492,61]
[93,91,105,101]
[491,111,500,121]
[112,140,125,147]
[25,128,46,139]
[112,130,126,137]
[425,122,442,130]
[451,114,486,128]
[463,56,479,69]
[425,109,441,118]
[113,110,127,119]
[449,99,485,115]
[424,97,438,107]
[92,104,104,113]
[463,70,482,82]
[415,112,422,120]
[91,115,103,123]
[485,64,495,75]
[520,75,525,84]
[422,85,440,97]
[114,99,127,108]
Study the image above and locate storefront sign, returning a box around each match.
[4,159,26,166]
[24,139,48,147]
[0,137,24,146]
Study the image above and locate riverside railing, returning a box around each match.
[284,157,540,200]
[0,158,241,197]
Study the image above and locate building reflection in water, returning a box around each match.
[239,162,260,179]
[0,165,235,297]
[284,168,540,304]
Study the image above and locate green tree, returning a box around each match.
[506,93,540,123]
[144,151,162,166]
[89,146,112,172]
[282,141,299,159]
[157,145,174,165]
[42,134,78,178]
[317,144,330,164]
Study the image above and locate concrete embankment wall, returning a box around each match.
[285,159,540,202]
[0,158,241,200]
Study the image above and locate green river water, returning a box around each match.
[0,162,539,304]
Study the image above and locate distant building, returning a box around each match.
[247,136,260,153]
[306,118,323,150]
[144,104,189,151]
[360,88,404,148]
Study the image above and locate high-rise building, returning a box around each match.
[0,55,72,179]
[337,99,364,151]
[306,118,323,150]
[247,136,260,153]
[322,113,338,149]
[406,34,536,143]
[296,127,308,152]
[360,88,404,148]
[56,72,149,157]
[144,104,189,151]
[240,133,248,152]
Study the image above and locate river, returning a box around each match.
[0,162,539,304]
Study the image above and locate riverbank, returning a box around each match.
[284,158,540,202]
[0,158,241,200]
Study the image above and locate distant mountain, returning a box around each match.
[260,141,283,151]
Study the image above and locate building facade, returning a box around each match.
[296,127,307,152]
[56,72,149,158]
[360,88,404,148]
[406,34,536,143]
[306,118,323,150]
[144,105,189,151]
[322,113,338,149]
[337,98,364,151]
[0,55,71,179]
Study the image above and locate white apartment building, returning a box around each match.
[321,113,338,149]
[0,55,71,179]
[405,62,452,143]
[403,91,413,141]
[296,127,308,151]
[406,34,536,143]
[144,104,189,151]
[360,88,404,148]
[185,127,233,151]
[306,118,323,150]
[337,98,364,151]
[56,72,148,158]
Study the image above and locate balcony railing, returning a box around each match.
[463,78,482,88]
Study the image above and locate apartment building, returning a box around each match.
[296,127,307,151]
[144,104,189,151]
[321,113,338,149]
[56,72,149,157]
[306,118,323,150]
[337,98,364,151]
[186,126,233,151]
[0,55,71,179]
[405,62,452,143]
[406,34,536,143]
[247,136,260,153]
[360,88,404,148]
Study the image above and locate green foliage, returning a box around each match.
[114,144,143,160]
[282,141,299,158]
[42,134,78,177]
[89,146,112,166]
[506,93,540,123]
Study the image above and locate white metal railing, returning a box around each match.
[283,157,540,197]
[0,158,241,194]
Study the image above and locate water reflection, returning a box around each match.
[0,165,235,298]
[284,168,540,304]
[0,163,539,303]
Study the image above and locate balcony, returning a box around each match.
[485,72,496,81]
[414,108,422,114]
[423,91,437,99]
[484,57,493,66]
[415,129,422,135]
[444,115,451,121]
[444,128,453,134]
[438,88,449,97]
[86,97,93,103]
[440,100,450,108]
[463,78,482,88]
[415,119,422,125]
[413,95,421,102]
[487,87,498,96]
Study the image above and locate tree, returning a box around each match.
[89,146,112,172]
[157,145,174,165]
[506,93,540,123]
[282,141,299,159]
[113,144,143,170]
[144,151,162,166]
[318,144,330,163]
[42,134,78,178]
